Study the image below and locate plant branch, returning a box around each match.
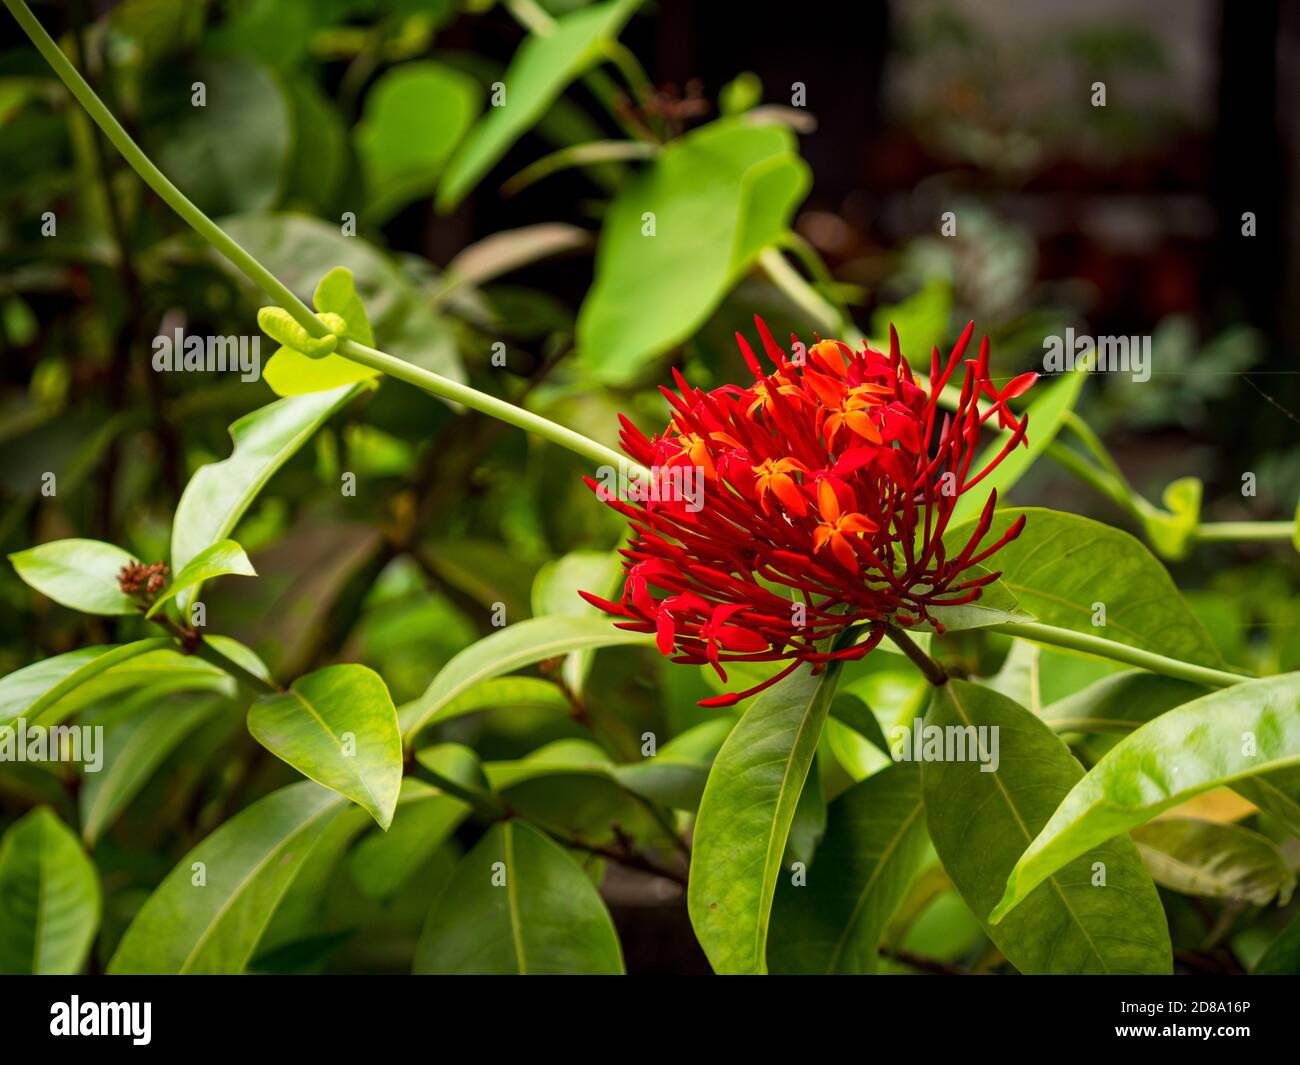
[987,621,1248,689]
[758,246,859,342]
[884,624,948,686]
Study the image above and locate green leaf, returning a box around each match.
[436,0,642,211]
[0,808,100,974]
[992,672,1300,924]
[413,820,624,974]
[1254,913,1300,974]
[79,691,224,845]
[405,676,572,731]
[171,384,363,595]
[947,507,1224,666]
[1234,766,1300,837]
[146,539,254,618]
[356,61,481,222]
[143,55,290,215]
[949,366,1087,527]
[348,779,469,901]
[768,761,929,974]
[577,119,810,384]
[248,664,402,829]
[399,615,654,743]
[0,639,172,727]
[530,548,622,693]
[688,663,841,974]
[924,680,1170,973]
[10,538,139,616]
[1132,818,1295,907]
[1141,476,1202,561]
[869,278,951,361]
[108,782,350,974]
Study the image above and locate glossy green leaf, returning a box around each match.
[769,761,929,974]
[399,615,653,743]
[413,820,624,974]
[108,782,349,974]
[356,61,481,222]
[924,680,1170,973]
[688,663,840,974]
[0,808,100,974]
[947,507,1224,666]
[1040,670,1207,734]
[171,383,364,592]
[10,538,138,616]
[437,0,642,211]
[79,691,224,845]
[1234,766,1300,837]
[914,568,1033,632]
[0,639,171,727]
[1132,818,1295,907]
[949,366,1087,527]
[248,664,402,829]
[146,539,254,618]
[992,672,1300,924]
[577,119,809,384]
[347,779,468,901]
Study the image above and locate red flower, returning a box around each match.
[580,318,1035,707]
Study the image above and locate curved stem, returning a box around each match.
[987,621,1247,689]
[884,624,948,686]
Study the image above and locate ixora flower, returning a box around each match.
[580,318,1037,707]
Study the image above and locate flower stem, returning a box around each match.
[987,621,1247,689]
[5,0,644,476]
[884,625,948,686]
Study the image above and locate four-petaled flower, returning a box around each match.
[580,317,1036,706]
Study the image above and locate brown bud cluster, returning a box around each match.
[118,560,169,599]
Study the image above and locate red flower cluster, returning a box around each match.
[580,319,1035,706]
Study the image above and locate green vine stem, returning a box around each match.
[3,0,643,480]
[1196,521,1295,542]
[987,621,1247,689]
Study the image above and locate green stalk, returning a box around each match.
[988,621,1247,689]
[1196,521,1295,543]
[338,339,639,473]
[5,0,643,476]
[758,247,862,344]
